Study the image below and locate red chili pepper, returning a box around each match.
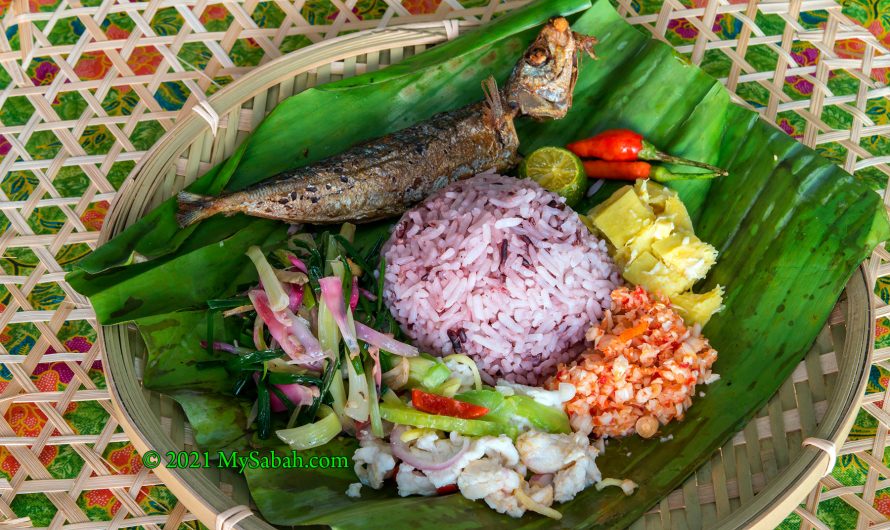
[568,129,728,176]
[568,129,644,161]
[582,160,721,183]
[436,484,459,495]
[583,160,651,180]
[411,389,489,419]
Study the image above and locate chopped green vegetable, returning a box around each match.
[256,380,272,439]
[381,388,402,406]
[365,358,384,438]
[276,405,341,450]
[233,373,250,396]
[195,348,284,373]
[323,232,338,276]
[267,372,323,386]
[339,223,356,244]
[421,363,450,390]
[302,287,316,309]
[344,348,369,422]
[455,390,506,414]
[431,377,462,398]
[379,402,510,437]
[405,357,445,389]
[246,246,288,311]
[207,297,251,310]
[297,354,337,426]
[317,291,349,429]
[455,390,571,435]
[333,235,374,276]
[509,395,571,434]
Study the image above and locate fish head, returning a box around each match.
[505,16,597,120]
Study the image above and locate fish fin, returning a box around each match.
[482,75,516,147]
[176,191,215,228]
[574,32,598,59]
[481,75,507,128]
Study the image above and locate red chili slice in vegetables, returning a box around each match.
[411,389,489,419]
[436,484,458,495]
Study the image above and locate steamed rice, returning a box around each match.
[382,173,620,385]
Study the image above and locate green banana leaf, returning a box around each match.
[138,310,231,394]
[69,0,890,527]
[70,217,287,324]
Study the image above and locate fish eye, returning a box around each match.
[525,47,550,67]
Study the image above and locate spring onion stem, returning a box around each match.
[276,405,341,450]
[246,246,289,311]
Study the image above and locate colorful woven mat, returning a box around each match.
[0,0,887,527]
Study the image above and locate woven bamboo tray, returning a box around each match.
[98,16,876,530]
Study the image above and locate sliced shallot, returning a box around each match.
[389,425,469,471]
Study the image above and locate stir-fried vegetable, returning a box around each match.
[246,246,289,311]
[365,357,384,438]
[288,284,303,312]
[276,404,341,450]
[256,379,273,439]
[262,377,317,413]
[319,277,360,356]
[406,356,450,389]
[317,285,350,429]
[267,372,323,386]
[354,322,418,357]
[381,358,409,390]
[430,378,462,398]
[249,290,300,358]
[444,354,482,391]
[379,401,507,437]
[456,390,571,434]
[411,389,489,419]
[196,348,284,373]
[422,363,451,389]
[253,314,268,350]
[344,345,369,422]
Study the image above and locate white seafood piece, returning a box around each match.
[353,438,396,489]
[483,488,525,518]
[553,449,601,502]
[516,431,590,474]
[458,459,525,517]
[345,483,362,498]
[528,482,554,507]
[396,464,438,497]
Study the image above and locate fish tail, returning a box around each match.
[176,191,216,227]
